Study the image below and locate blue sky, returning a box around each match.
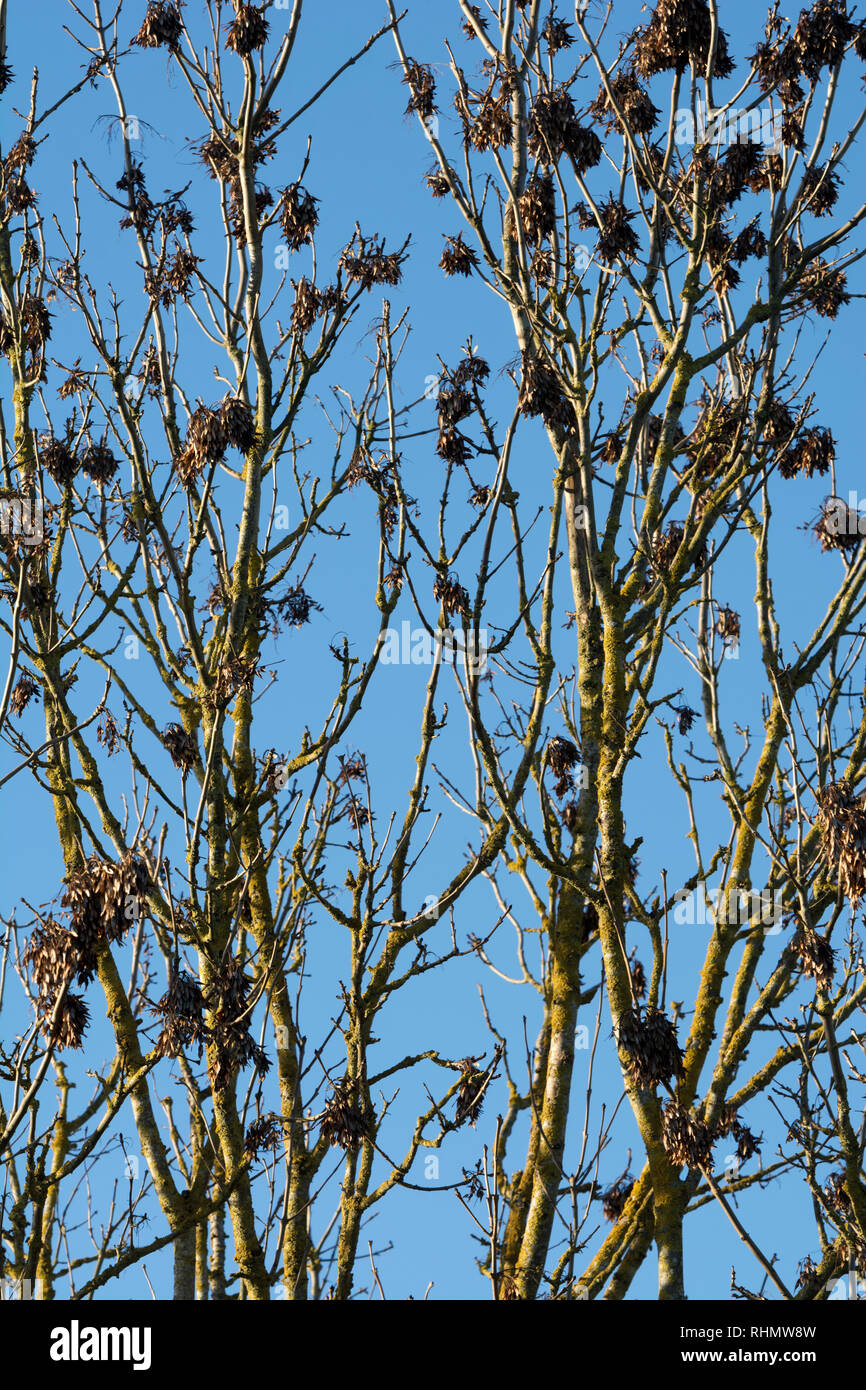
[2,0,865,1300]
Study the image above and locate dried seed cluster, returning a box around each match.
[162,722,198,772]
[132,1,184,51]
[633,0,735,79]
[175,394,256,485]
[339,228,405,291]
[616,1006,684,1089]
[791,925,836,990]
[602,1179,635,1222]
[432,572,470,618]
[816,780,866,905]
[517,352,572,433]
[455,1058,487,1127]
[662,1099,716,1170]
[225,3,269,57]
[244,1114,281,1159]
[151,969,206,1058]
[320,1081,373,1151]
[546,735,580,799]
[205,955,270,1092]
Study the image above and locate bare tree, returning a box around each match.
[1,0,866,1304]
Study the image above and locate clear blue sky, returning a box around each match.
[2,0,864,1299]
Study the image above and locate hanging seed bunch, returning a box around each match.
[403,59,436,119]
[600,432,623,465]
[546,736,579,798]
[339,754,367,783]
[50,994,91,1051]
[814,497,861,555]
[345,444,379,488]
[790,0,857,81]
[675,705,697,735]
[24,916,95,996]
[436,370,474,464]
[630,958,647,1002]
[345,801,371,831]
[616,1006,684,1090]
[164,246,200,302]
[513,173,556,245]
[227,179,273,242]
[80,440,119,486]
[2,137,37,216]
[459,82,513,153]
[0,58,13,96]
[715,605,740,646]
[339,228,405,290]
[590,71,661,137]
[132,1,184,50]
[795,1256,820,1294]
[161,722,198,772]
[735,1126,762,1162]
[800,164,841,218]
[715,1106,762,1162]
[469,483,490,509]
[136,347,161,392]
[10,672,39,717]
[23,919,93,1052]
[761,398,796,450]
[542,15,574,53]
[320,1080,374,1151]
[731,220,768,265]
[816,780,866,904]
[290,277,322,336]
[96,710,121,757]
[529,88,578,163]
[278,582,322,627]
[779,426,835,480]
[277,182,319,252]
[440,233,479,277]
[746,150,784,196]
[204,580,230,617]
[531,248,555,285]
[10,295,51,375]
[596,198,640,265]
[175,402,228,485]
[602,1179,634,1222]
[705,229,740,295]
[220,395,257,454]
[752,21,804,107]
[791,925,836,990]
[197,134,240,182]
[206,655,260,711]
[152,969,206,1058]
[433,572,471,617]
[632,0,734,78]
[719,140,765,205]
[425,165,451,198]
[62,852,150,950]
[461,4,487,39]
[517,351,572,432]
[244,1114,281,1159]
[662,1099,716,1170]
[225,3,269,57]
[683,396,739,482]
[649,522,684,575]
[58,361,89,398]
[37,433,78,487]
[455,1058,488,1127]
[825,1172,852,1217]
[797,258,850,319]
[561,800,580,834]
[204,954,270,1092]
